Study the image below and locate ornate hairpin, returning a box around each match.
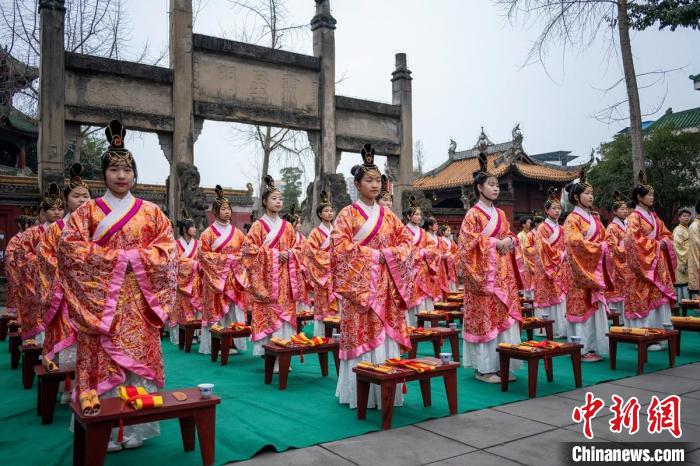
[264,174,280,193]
[636,170,653,192]
[42,183,64,209]
[319,190,332,209]
[67,163,89,192]
[102,120,134,168]
[360,143,379,174]
[214,184,230,208]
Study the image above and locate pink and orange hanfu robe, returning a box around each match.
[518,230,536,299]
[563,207,613,355]
[16,223,49,341]
[624,206,676,328]
[169,237,202,345]
[58,193,177,397]
[332,200,414,408]
[244,216,306,354]
[458,201,523,374]
[305,223,339,336]
[605,217,631,319]
[38,217,78,365]
[294,231,313,311]
[438,235,459,294]
[198,222,248,354]
[4,231,24,315]
[405,223,440,326]
[532,218,569,338]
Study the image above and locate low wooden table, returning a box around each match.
[323,319,340,338]
[9,331,20,368]
[408,327,460,362]
[71,388,220,466]
[497,343,583,398]
[445,294,463,303]
[296,313,315,331]
[0,314,14,341]
[417,312,460,328]
[679,300,699,317]
[607,329,678,375]
[608,312,621,326]
[210,327,252,365]
[353,361,459,430]
[521,318,554,341]
[178,320,202,353]
[35,365,75,424]
[263,341,340,390]
[673,320,700,355]
[20,344,42,389]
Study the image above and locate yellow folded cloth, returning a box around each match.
[117,386,163,410]
[407,326,438,335]
[385,358,437,373]
[270,337,292,347]
[522,340,564,349]
[210,325,225,332]
[610,326,650,336]
[522,317,540,325]
[671,316,700,324]
[681,299,699,305]
[356,361,394,374]
[229,322,250,331]
[323,316,341,323]
[498,342,538,352]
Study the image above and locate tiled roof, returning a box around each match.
[413,153,580,191]
[650,107,700,131]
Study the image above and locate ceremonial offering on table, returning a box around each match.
[356,361,395,374]
[297,310,314,319]
[271,334,330,348]
[520,340,564,349]
[229,322,250,331]
[78,389,101,416]
[117,386,164,410]
[408,326,438,336]
[433,301,461,310]
[210,324,225,332]
[323,316,341,323]
[23,339,40,347]
[609,326,664,336]
[522,317,541,325]
[671,316,700,324]
[681,299,699,305]
[445,293,463,302]
[385,357,439,373]
[498,342,539,352]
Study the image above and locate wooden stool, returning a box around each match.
[9,331,21,369]
[497,343,583,398]
[521,318,555,341]
[679,300,699,317]
[263,341,340,390]
[7,322,20,352]
[71,388,220,466]
[210,327,251,365]
[177,320,202,353]
[323,319,340,338]
[0,314,13,341]
[608,312,621,326]
[353,361,459,430]
[445,294,463,303]
[673,320,700,355]
[20,344,43,389]
[408,327,460,362]
[35,365,75,424]
[417,312,458,328]
[607,329,678,375]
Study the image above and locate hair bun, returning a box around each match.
[350,165,362,177]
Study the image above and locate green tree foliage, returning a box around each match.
[629,0,700,31]
[279,166,303,214]
[64,132,107,180]
[588,126,700,225]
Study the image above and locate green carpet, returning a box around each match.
[1,323,699,465]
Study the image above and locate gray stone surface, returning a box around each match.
[485,428,601,466]
[424,450,524,466]
[492,394,588,427]
[611,372,700,394]
[322,426,475,466]
[232,446,354,466]
[556,381,668,403]
[417,409,556,449]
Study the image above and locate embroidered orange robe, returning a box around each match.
[243,219,305,341]
[563,210,613,322]
[199,225,247,326]
[605,219,631,304]
[406,225,441,307]
[438,236,459,293]
[458,205,522,343]
[332,204,414,359]
[4,232,23,313]
[294,231,312,306]
[58,199,177,395]
[624,208,676,319]
[170,238,202,326]
[38,219,78,361]
[518,232,535,292]
[16,224,48,339]
[304,226,339,320]
[533,221,568,308]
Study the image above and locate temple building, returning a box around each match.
[413,126,588,231]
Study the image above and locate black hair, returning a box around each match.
[316,203,334,220]
[423,216,437,231]
[532,215,545,227]
[519,216,532,226]
[678,208,692,217]
[101,155,138,184]
[439,224,450,236]
[261,175,280,211]
[630,184,652,207]
[176,218,196,237]
[565,182,590,206]
[283,210,300,226]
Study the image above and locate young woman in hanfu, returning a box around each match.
[438,224,459,293]
[332,144,414,408]
[424,216,444,302]
[376,174,393,208]
[563,170,613,362]
[624,171,676,350]
[404,197,440,327]
[58,120,177,451]
[198,186,248,355]
[304,191,339,337]
[4,212,31,315]
[285,205,313,315]
[605,192,631,325]
[17,186,65,343]
[244,175,305,360]
[37,165,90,400]
[532,189,568,339]
[169,210,202,346]
[458,153,523,384]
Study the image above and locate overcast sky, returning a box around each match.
[120,0,699,192]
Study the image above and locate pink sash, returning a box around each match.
[93,197,143,246]
[352,203,384,246]
[211,224,234,253]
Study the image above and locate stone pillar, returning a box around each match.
[169,0,195,222]
[392,53,413,214]
[38,0,67,191]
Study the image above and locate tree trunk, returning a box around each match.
[617,0,645,179]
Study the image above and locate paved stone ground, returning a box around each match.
[231,363,700,465]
